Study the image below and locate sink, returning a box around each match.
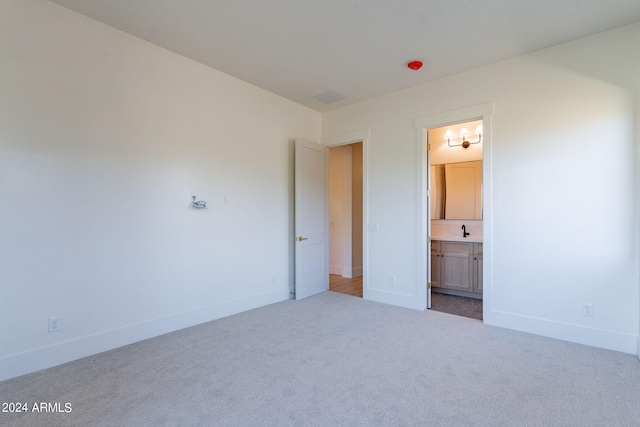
[431,236,483,243]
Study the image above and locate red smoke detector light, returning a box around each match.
[407,60,423,70]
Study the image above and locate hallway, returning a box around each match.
[329,274,362,297]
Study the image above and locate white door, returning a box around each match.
[295,139,329,300]
[426,134,432,309]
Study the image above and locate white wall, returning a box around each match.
[636,64,640,362]
[0,0,320,381]
[1,3,637,383]
[323,23,640,354]
[351,143,363,277]
[329,147,350,275]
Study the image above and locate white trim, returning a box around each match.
[324,129,370,300]
[329,267,362,278]
[0,288,289,382]
[414,103,495,130]
[415,102,494,316]
[325,128,370,147]
[416,126,428,310]
[329,265,342,275]
[486,310,638,355]
[341,268,353,278]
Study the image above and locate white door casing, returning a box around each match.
[294,139,329,300]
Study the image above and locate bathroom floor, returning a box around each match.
[430,291,482,320]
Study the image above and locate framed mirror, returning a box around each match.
[431,160,482,220]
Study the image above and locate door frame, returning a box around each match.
[415,103,494,318]
[325,129,370,300]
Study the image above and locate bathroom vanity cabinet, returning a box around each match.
[430,239,482,297]
[472,242,482,293]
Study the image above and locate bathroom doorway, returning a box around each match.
[427,120,484,320]
[328,142,363,297]
[414,103,493,319]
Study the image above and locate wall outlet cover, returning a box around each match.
[48,316,61,332]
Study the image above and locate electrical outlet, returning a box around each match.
[583,303,593,317]
[272,275,277,284]
[48,316,61,332]
[389,276,396,286]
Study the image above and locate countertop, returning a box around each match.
[431,237,483,243]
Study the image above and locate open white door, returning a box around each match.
[426,133,432,309]
[294,139,329,300]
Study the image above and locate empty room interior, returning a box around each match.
[1,1,639,425]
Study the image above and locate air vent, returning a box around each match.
[313,90,345,104]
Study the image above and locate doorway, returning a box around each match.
[328,142,363,297]
[427,120,484,319]
[415,102,493,320]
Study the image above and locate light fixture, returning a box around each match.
[446,124,482,149]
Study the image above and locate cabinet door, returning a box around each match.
[473,255,483,293]
[431,252,441,288]
[441,252,472,292]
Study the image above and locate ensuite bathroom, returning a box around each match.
[428,119,483,320]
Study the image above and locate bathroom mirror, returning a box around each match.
[431,160,482,220]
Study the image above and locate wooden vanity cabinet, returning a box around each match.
[472,243,483,293]
[430,240,441,289]
[440,241,473,292]
[431,240,483,296]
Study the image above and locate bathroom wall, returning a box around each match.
[430,120,483,165]
[431,220,482,242]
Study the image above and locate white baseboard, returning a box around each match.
[330,266,362,278]
[484,309,638,355]
[365,288,426,311]
[0,288,289,382]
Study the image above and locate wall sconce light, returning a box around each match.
[446,125,483,149]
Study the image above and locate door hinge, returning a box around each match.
[427,282,432,289]
[428,236,431,243]
[426,143,431,151]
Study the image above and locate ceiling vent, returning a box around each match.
[313,90,345,104]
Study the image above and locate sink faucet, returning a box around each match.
[462,224,470,238]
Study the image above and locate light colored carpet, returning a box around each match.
[1,291,639,426]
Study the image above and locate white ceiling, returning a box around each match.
[49,0,640,112]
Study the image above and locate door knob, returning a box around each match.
[297,236,308,242]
